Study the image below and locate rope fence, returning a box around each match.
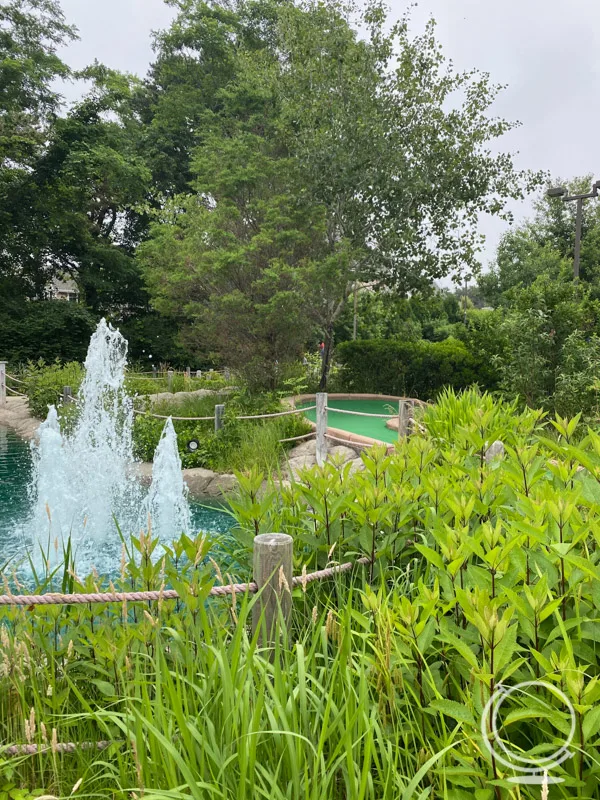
[0,554,369,608]
[278,431,316,444]
[325,406,395,419]
[6,386,27,398]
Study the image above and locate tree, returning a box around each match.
[139,0,542,388]
[272,2,543,386]
[0,0,76,296]
[479,177,600,306]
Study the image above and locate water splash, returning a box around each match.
[20,319,191,573]
[144,418,191,540]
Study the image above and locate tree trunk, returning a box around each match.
[318,324,334,391]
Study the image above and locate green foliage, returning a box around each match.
[418,387,544,444]
[336,337,488,399]
[21,360,83,417]
[0,300,96,365]
[5,393,600,797]
[132,392,311,471]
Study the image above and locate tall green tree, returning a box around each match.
[0,0,76,297]
[140,0,542,388]
[479,177,600,306]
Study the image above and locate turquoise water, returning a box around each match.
[0,426,235,571]
[300,397,400,444]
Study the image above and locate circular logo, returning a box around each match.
[480,681,575,784]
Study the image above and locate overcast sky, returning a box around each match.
[57,0,600,271]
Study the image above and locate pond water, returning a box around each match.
[300,397,401,444]
[0,426,235,574]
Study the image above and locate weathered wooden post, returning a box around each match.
[167,369,174,393]
[252,533,293,647]
[406,400,415,435]
[0,362,6,407]
[224,367,231,381]
[62,386,73,405]
[186,366,191,379]
[152,365,158,379]
[397,399,407,439]
[215,403,225,432]
[316,392,328,466]
[196,370,202,379]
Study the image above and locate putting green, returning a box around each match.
[299,397,400,444]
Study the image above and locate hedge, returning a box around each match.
[336,337,495,399]
[0,300,97,364]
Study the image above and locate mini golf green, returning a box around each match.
[299,397,400,444]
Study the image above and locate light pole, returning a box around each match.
[547,181,600,282]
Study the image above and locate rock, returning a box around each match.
[133,462,153,486]
[283,454,317,478]
[147,388,224,407]
[288,439,316,459]
[347,457,365,475]
[327,445,357,464]
[485,440,505,462]
[204,473,238,497]
[184,467,219,496]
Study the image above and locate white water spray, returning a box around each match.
[22,319,191,573]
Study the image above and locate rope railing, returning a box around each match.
[4,741,113,756]
[325,406,396,419]
[234,406,315,420]
[132,408,216,421]
[0,555,369,608]
[5,386,27,398]
[324,433,371,448]
[131,405,316,423]
[279,432,316,444]
[0,537,371,759]
[6,373,26,384]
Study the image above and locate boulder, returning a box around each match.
[484,440,505,462]
[283,454,317,478]
[288,439,317,459]
[184,467,220,496]
[327,445,357,463]
[205,473,238,497]
[347,457,365,475]
[147,388,223,407]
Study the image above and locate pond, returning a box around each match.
[0,426,235,574]
[299,396,401,444]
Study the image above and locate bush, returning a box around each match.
[336,337,490,399]
[132,391,311,472]
[22,360,84,418]
[0,300,97,364]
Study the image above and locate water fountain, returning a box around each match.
[20,319,191,574]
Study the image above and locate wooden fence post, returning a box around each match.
[406,400,415,435]
[196,370,202,379]
[167,369,174,393]
[316,392,328,466]
[252,533,293,647]
[397,400,406,439]
[186,366,191,379]
[215,403,225,432]
[152,365,157,379]
[224,367,231,381]
[0,362,6,407]
[62,386,72,405]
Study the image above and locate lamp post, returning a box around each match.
[547,181,600,282]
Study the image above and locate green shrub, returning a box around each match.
[132,391,311,472]
[22,360,84,418]
[336,337,489,399]
[0,300,96,364]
